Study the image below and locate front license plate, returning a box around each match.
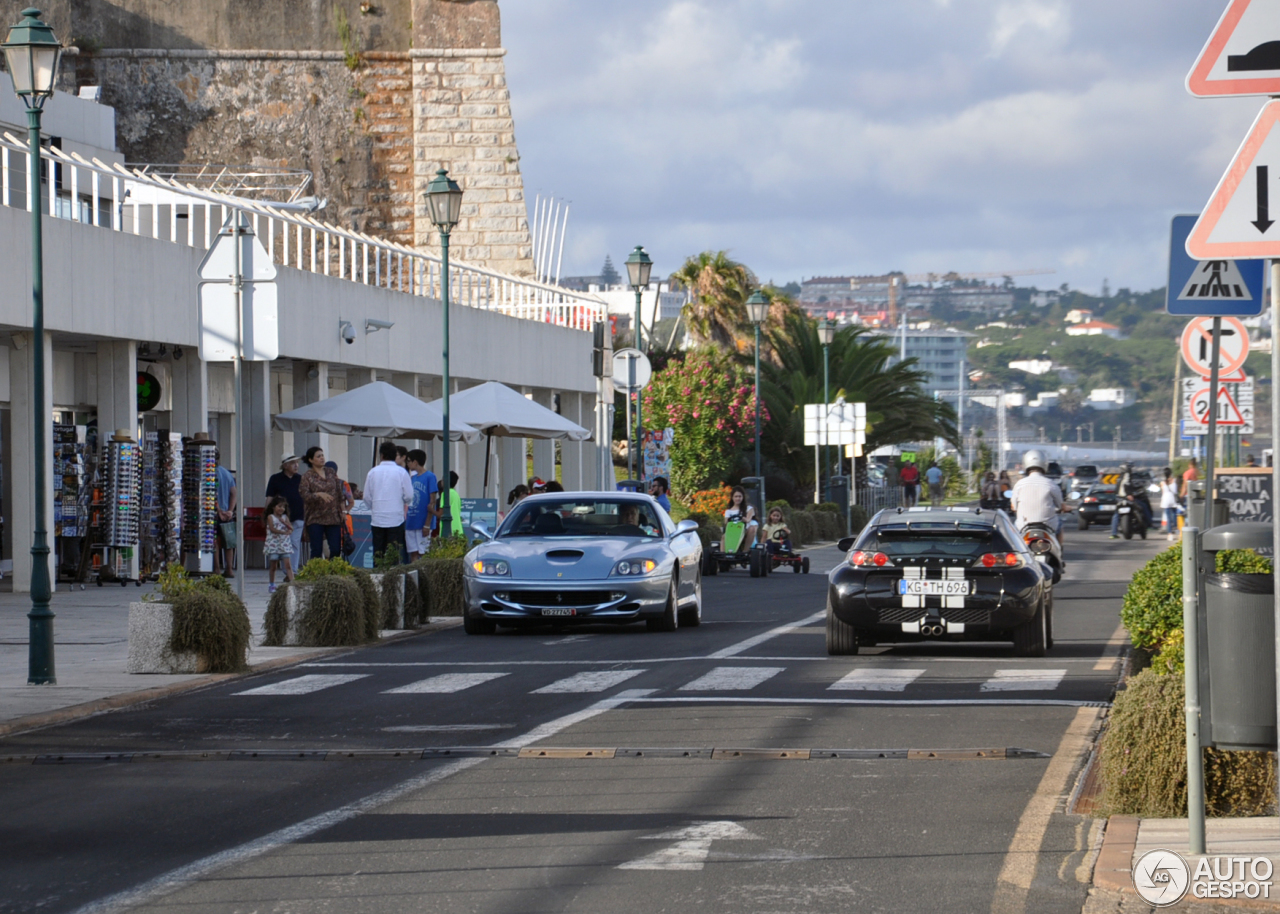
[541,607,576,617]
[1117,507,1131,514]
[898,579,972,596]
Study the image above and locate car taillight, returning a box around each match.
[979,553,1024,569]
[849,551,894,567]
[1083,497,1097,504]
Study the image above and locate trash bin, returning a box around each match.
[1188,480,1230,528]
[1199,522,1277,751]
[740,476,766,525]
[826,476,850,523]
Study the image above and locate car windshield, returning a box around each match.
[1085,485,1117,496]
[499,499,663,539]
[857,523,1014,559]
[1075,465,1098,476]
[1047,462,1063,475]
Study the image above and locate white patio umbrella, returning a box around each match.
[273,381,482,442]
[424,380,592,488]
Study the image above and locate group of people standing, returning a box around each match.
[899,460,948,508]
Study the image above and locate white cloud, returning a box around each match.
[989,1,1069,56]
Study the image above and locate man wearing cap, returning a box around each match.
[266,453,305,571]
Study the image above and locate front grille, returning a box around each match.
[505,590,614,607]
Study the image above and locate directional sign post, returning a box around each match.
[1167,215,1265,315]
[1183,377,1255,434]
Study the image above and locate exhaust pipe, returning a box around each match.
[922,623,944,637]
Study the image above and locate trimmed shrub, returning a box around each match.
[298,576,367,646]
[1100,669,1277,817]
[378,566,423,629]
[1217,549,1274,574]
[791,511,816,548]
[807,509,841,541]
[415,557,465,618]
[814,502,842,514]
[850,505,869,536]
[169,585,251,673]
[295,556,358,582]
[1120,543,1183,655]
[264,585,289,646]
[351,569,382,640]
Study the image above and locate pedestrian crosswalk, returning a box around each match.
[235,665,1087,700]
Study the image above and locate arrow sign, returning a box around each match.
[1188,0,1280,97]
[617,821,761,871]
[1187,100,1280,258]
[1190,386,1249,427]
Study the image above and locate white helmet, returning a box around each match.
[1023,449,1046,473]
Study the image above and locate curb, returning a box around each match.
[0,619,462,739]
[1093,815,1140,892]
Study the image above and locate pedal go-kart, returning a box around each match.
[767,534,811,574]
[702,519,772,577]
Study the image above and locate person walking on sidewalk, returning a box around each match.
[365,440,414,564]
[1159,468,1180,541]
[900,461,919,507]
[299,446,345,560]
[265,453,305,571]
[925,462,945,507]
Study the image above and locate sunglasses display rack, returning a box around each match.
[182,442,218,574]
[92,435,142,586]
[53,424,93,582]
[138,430,184,577]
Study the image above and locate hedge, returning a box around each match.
[262,560,381,647]
[169,579,251,673]
[414,557,465,618]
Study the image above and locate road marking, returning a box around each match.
[678,666,784,691]
[989,707,1101,914]
[1093,623,1128,671]
[708,610,827,658]
[622,696,1108,708]
[618,820,761,871]
[829,669,926,691]
[233,674,368,696]
[981,670,1067,692]
[382,672,508,694]
[381,724,512,733]
[533,669,647,694]
[70,690,657,914]
[304,655,830,667]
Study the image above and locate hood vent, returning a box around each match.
[546,550,585,562]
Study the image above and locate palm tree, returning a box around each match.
[759,312,958,487]
[669,251,756,349]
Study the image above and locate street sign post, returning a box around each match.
[1187,100,1280,260]
[611,348,652,482]
[1182,377,1255,434]
[1180,316,1250,377]
[1167,214,1265,315]
[1187,0,1280,98]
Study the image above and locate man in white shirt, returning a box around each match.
[1009,449,1066,540]
[364,440,414,565]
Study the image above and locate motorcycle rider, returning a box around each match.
[1109,462,1152,539]
[1009,450,1067,544]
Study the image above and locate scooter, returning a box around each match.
[1116,495,1150,540]
[1020,520,1064,584]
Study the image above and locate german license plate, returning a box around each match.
[898,579,972,596]
[541,607,576,617]
[1117,507,1131,514]
[1099,505,1115,512]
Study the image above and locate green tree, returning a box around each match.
[669,251,756,349]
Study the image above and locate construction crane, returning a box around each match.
[881,268,1055,329]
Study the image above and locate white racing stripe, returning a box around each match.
[533,669,646,694]
[678,666,784,691]
[234,674,368,696]
[980,670,1068,692]
[708,609,826,659]
[828,669,926,692]
[383,672,508,694]
[71,689,657,914]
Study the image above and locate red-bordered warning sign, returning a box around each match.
[1186,100,1280,259]
[1189,385,1249,427]
[1180,316,1250,377]
[1187,0,1280,98]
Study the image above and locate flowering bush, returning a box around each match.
[688,485,733,516]
[642,350,767,497]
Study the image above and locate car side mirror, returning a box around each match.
[673,519,698,537]
[469,521,492,542]
[837,536,856,553]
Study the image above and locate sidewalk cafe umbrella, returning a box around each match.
[274,381,482,442]
[424,380,592,487]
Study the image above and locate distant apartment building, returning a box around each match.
[1087,388,1134,410]
[1064,308,1093,324]
[901,285,1015,315]
[1008,359,1055,375]
[801,275,1013,317]
[1065,320,1124,340]
[875,326,972,394]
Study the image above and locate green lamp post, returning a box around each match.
[424,168,464,536]
[817,318,836,505]
[5,8,62,685]
[746,291,770,484]
[625,246,652,482]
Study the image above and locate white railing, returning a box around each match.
[0,131,607,331]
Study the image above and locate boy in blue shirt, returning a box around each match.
[405,449,439,560]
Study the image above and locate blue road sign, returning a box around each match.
[1167,214,1265,316]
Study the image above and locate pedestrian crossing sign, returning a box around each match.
[1167,214,1265,316]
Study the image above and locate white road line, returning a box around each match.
[708,610,827,658]
[233,674,368,696]
[981,670,1068,692]
[618,821,761,871]
[678,666,784,691]
[71,689,657,914]
[622,696,1108,708]
[382,672,508,694]
[533,669,646,694]
[829,669,926,692]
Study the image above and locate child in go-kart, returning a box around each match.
[723,486,759,552]
[762,507,792,556]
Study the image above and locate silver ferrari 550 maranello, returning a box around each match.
[462,492,703,634]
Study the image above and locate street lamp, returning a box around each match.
[746,291,770,484]
[817,319,836,505]
[5,8,62,685]
[625,246,652,483]
[424,168,463,536]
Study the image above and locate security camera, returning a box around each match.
[340,320,356,344]
[365,318,395,333]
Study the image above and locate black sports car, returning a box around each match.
[1076,483,1118,529]
[826,507,1053,657]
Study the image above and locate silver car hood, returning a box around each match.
[472,536,665,581]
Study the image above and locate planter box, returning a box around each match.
[127,602,207,674]
[370,570,419,629]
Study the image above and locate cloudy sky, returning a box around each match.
[501,1,1263,294]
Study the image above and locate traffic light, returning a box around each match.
[592,321,608,378]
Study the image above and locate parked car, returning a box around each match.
[826,506,1053,657]
[462,493,703,634]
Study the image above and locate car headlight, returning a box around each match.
[471,559,510,576]
[614,559,658,576]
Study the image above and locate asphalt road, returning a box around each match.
[0,525,1165,914]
